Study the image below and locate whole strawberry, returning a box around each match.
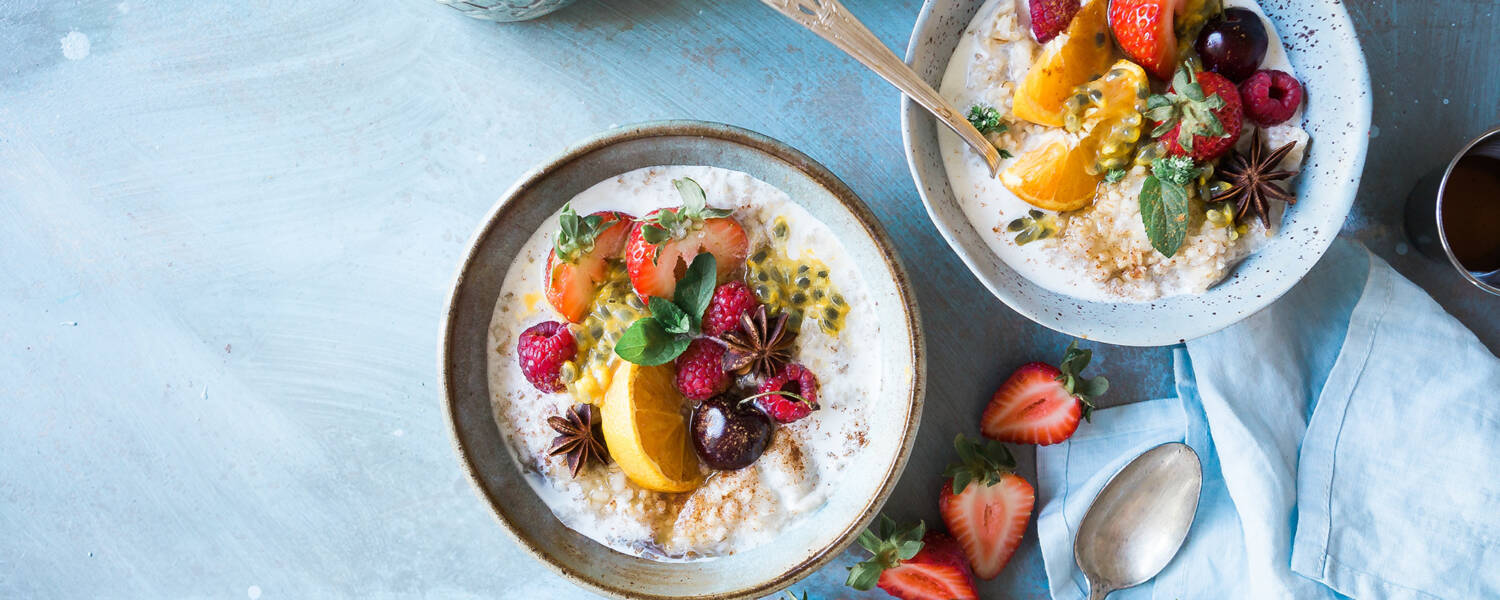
[1146,66,1244,161]
[939,435,1035,580]
[846,517,979,600]
[981,340,1109,445]
[755,363,820,423]
[674,338,730,401]
[702,281,760,337]
[517,321,576,393]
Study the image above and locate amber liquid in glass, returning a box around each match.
[1440,155,1500,274]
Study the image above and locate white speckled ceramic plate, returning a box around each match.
[901,0,1371,346]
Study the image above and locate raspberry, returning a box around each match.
[702,281,760,337]
[517,321,576,393]
[674,339,730,401]
[1239,70,1303,126]
[755,363,821,423]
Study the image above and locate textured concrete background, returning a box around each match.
[1,0,1495,598]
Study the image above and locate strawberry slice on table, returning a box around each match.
[846,517,979,600]
[545,206,633,323]
[1147,66,1245,162]
[981,340,1109,445]
[625,177,748,301]
[939,434,1035,580]
[1108,0,1187,80]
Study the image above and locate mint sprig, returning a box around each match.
[553,203,612,264]
[614,253,717,366]
[1139,156,1198,257]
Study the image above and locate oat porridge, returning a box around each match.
[939,0,1310,301]
[485,165,879,559]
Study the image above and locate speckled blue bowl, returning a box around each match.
[901,0,1372,346]
[434,0,576,22]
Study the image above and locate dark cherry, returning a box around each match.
[1195,8,1269,83]
[690,395,773,470]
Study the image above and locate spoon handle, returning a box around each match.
[1088,580,1114,600]
[758,0,1002,176]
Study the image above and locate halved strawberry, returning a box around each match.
[981,341,1109,445]
[545,208,632,323]
[1149,67,1244,161]
[939,435,1034,579]
[624,178,748,301]
[1108,0,1187,81]
[1029,0,1081,44]
[846,517,979,600]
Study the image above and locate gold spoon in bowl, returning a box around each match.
[760,0,1002,176]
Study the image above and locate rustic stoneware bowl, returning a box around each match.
[902,0,1372,346]
[441,121,924,599]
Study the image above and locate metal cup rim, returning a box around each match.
[1434,124,1500,296]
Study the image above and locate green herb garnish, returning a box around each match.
[1105,168,1128,184]
[966,104,1007,136]
[614,253,717,365]
[1145,65,1228,153]
[1139,156,1198,257]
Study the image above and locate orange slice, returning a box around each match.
[1012,0,1115,128]
[600,362,702,493]
[1001,138,1104,212]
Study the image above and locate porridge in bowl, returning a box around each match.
[939,0,1310,301]
[485,165,880,560]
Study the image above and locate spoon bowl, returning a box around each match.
[1074,442,1203,600]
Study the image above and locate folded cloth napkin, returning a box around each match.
[1036,237,1500,600]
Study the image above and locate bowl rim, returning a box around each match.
[899,0,1373,346]
[439,120,926,599]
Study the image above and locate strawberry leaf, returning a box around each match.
[553,204,611,264]
[1056,340,1109,421]
[846,517,925,591]
[943,434,1017,494]
[673,177,707,214]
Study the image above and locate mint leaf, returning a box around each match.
[649,296,691,335]
[614,319,689,366]
[672,253,718,325]
[1139,172,1190,257]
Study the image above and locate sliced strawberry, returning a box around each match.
[1150,68,1245,162]
[1109,0,1186,81]
[939,435,1034,579]
[544,210,632,323]
[625,211,748,301]
[981,341,1109,445]
[847,517,979,600]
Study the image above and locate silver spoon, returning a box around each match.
[1074,442,1203,600]
[758,0,1003,176]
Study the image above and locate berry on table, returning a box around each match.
[702,280,760,337]
[1239,69,1303,126]
[754,363,820,423]
[674,338,730,401]
[517,321,577,393]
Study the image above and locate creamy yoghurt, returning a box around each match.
[485,166,879,559]
[939,0,1309,301]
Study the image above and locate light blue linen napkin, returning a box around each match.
[1036,237,1500,600]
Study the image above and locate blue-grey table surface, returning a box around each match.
[2,0,1495,597]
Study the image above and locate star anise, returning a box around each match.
[1213,127,1299,228]
[547,404,608,478]
[718,305,795,378]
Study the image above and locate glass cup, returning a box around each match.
[1404,125,1500,296]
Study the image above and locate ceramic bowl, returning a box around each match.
[901,0,1372,346]
[440,121,925,599]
